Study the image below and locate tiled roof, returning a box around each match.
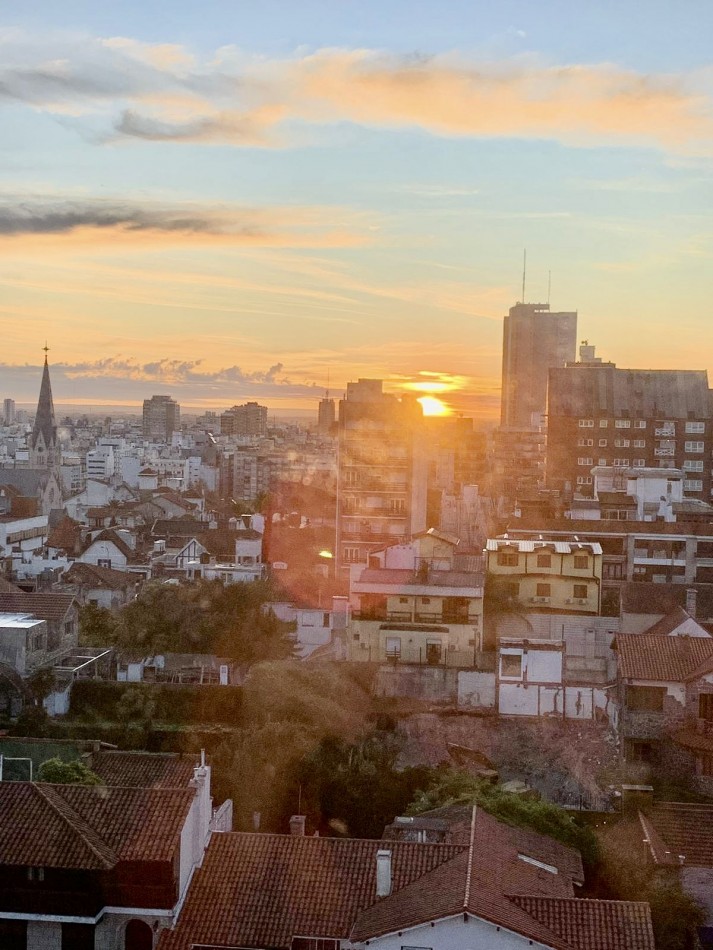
[510,896,655,949]
[64,562,139,591]
[159,810,647,950]
[0,591,76,622]
[84,529,139,562]
[671,726,713,754]
[158,833,467,950]
[615,634,713,682]
[0,783,194,870]
[641,607,704,638]
[639,802,713,867]
[91,751,198,788]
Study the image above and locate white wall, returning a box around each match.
[358,911,554,950]
[457,671,496,710]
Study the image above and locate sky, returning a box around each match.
[2,0,713,419]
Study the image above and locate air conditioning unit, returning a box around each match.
[565,598,572,604]
[577,598,587,605]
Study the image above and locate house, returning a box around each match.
[0,592,79,653]
[62,562,142,609]
[486,538,603,616]
[614,631,713,783]
[621,582,713,633]
[267,596,350,658]
[0,756,221,950]
[158,805,654,950]
[639,802,713,946]
[348,531,484,666]
[0,612,49,676]
[78,529,148,575]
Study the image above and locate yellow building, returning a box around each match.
[485,537,603,615]
[347,530,484,666]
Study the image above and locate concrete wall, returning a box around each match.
[457,671,496,710]
[374,665,459,703]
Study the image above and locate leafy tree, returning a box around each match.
[79,603,119,647]
[37,757,102,785]
[27,668,56,703]
[408,768,600,868]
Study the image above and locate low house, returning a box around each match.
[0,756,221,950]
[62,562,142,609]
[639,802,713,946]
[614,631,713,785]
[267,596,349,658]
[348,532,484,666]
[158,805,654,950]
[0,592,78,653]
[78,529,148,576]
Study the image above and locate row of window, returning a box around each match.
[578,419,706,433]
[496,552,590,569]
[577,439,647,448]
[577,457,647,467]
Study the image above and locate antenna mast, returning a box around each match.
[547,270,551,306]
[521,249,527,304]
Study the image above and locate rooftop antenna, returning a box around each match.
[521,249,527,304]
[326,368,330,399]
[547,270,551,307]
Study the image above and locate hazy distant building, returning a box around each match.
[500,302,577,428]
[220,402,268,438]
[547,346,713,499]
[337,379,428,571]
[142,395,180,442]
[2,399,15,425]
[317,396,335,434]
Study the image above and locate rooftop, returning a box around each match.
[639,802,713,868]
[614,633,713,682]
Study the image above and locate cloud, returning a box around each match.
[0,32,711,153]
[0,197,372,249]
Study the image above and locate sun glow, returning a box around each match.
[417,395,451,416]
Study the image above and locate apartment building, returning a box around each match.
[142,395,180,442]
[486,537,603,615]
[337,379,428,571]
[220,401,268,438]
[547,352,712,499]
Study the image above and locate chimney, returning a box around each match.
[686,588,697,619]
[290,815,306,837]
[376,849,392,898]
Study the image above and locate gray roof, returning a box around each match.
[30,357,57,453]
[548,365,710,418]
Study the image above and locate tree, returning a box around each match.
[79,603,119,647]
[37,757,102,785]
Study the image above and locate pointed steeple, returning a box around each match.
[30,345,57,470]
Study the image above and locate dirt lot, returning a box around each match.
[396,712,619,807]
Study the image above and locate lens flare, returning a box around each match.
[417,395,451,416]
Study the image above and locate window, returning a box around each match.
[633,439,646,448]
[577,438,593,447]
[573,555,589,569]
[613,458,630,467]
[385,636,401,657]
[399,596,409,603]
[599,419,608,428]
[686,421,705,433]
[578,419,594,427]
[699,694,713,721]
[685,441,705,453]
[573,584,588,599]
[683,460,704,472]
[627,685,665,711]
[576,475,593,485]
[536,582,551,597]
[497,552,518,566]
[614,439,630,448]
[615,419,631,428]
[633,459,646,467]
[685,479,703,492]
[420,597,431,604]
[598,457,607,465]
[343,547,360,563]
[577,457,593,466]
[97,558,112,568]
[599,439,608,447]
[634,420,647,429]
[536,554,551,567]
[500,652,523,678]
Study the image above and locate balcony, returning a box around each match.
[655,424,676,437]
[654,447,675,458]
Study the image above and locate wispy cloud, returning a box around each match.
[0,32,712,153]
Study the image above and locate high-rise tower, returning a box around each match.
[500,302,577,428]
[29,346,58,470]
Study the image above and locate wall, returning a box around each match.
[374,665,459,703]
[359,911,553,950]
[457,671,496,710]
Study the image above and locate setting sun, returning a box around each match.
[417,395,451,416]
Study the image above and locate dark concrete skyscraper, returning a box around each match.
[143,394,180,441]
[500,303,577,428]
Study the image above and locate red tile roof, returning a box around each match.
[0,783,194,870]
[615,634,713,682]
[90,751,198,788]
[158,809,652,950]
[0,591,77,622]
[639,802,713,867]
[641,607,702,637]
[510,896,655,949]
[64,562,139,591]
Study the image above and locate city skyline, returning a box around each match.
[2,1,713,417]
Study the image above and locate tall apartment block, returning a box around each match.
[337,379,428,571]
[220,402,268,438]
[317,396,336,434]
[547,348,713,499]
[142,395,180,442]
[501,302,577,428]
[2,399,15,425]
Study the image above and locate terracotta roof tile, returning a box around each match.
[91,751,198,788]
[510,896,655,949]
[0,592,76,622]
[64,562,139,591]
[615,634,713,682]
[639,802,713,867]
[0,783,194,870]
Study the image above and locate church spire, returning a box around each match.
[30,344,57,469]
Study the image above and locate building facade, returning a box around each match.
[220,402,268,438]
[142,395,181,442]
